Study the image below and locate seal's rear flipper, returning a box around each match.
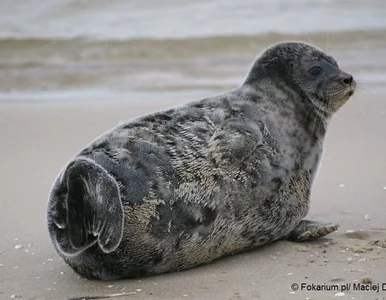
[48,157,124,256]
[286,220,339,242]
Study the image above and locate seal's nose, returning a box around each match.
[339,73,353,86]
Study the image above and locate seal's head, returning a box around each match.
[245,41,356,116]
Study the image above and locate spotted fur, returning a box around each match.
[47,42,355,280]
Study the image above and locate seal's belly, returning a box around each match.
[137,168,312,273]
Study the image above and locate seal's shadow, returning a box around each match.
[119,237,336,282]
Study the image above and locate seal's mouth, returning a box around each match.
[345,87,356,97]
[326,79,356,112]
[326,86,354,101]
[345,81,356,97]
[323,73,356,96]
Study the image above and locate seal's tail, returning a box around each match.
[47,157,124,256]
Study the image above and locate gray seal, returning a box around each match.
[47,41,356,280]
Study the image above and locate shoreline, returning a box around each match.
[1,30,386,101]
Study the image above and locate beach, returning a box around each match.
[1,0,386,299]
[1,88,386,299]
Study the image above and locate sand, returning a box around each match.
[0,93,386,300]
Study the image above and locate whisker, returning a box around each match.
[325,32,330,53]
[355,86,369,94]
[311,107,319,135]
[352,92,376,160]
[356,89,369,95]
[304,105,315,124]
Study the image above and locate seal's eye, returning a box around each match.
[309,66,323,77]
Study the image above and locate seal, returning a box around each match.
[47,41,356,280]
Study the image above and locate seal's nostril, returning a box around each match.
[343,75,353,85]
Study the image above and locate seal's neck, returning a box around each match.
[243,78,330,136]
[308,99,331,129]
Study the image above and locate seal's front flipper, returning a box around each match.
[286,220,339,242]
[49,157,124,256]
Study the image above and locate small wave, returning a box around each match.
[0,28,385,101]
[0,29,385,68]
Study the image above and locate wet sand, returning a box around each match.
[0,92,386,300]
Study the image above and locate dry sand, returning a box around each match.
[0,93,386,300]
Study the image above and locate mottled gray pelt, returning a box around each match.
[47,41,356,280]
